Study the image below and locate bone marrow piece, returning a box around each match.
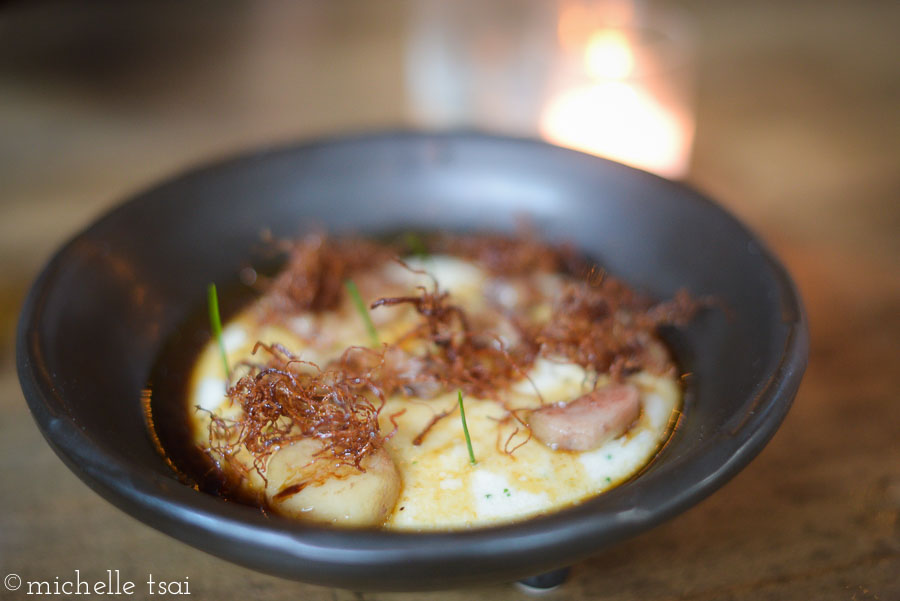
[528,384,641,452]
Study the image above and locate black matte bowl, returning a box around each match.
[17,132,807,591]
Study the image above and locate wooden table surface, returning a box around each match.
[1,2,898,599]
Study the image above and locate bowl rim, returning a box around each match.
[16,130,809,588]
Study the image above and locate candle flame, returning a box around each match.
[542,18,692,178]
[585,30,634,79]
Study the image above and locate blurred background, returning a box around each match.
[1,1,898,599]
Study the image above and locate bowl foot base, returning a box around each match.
[515,567,571,593]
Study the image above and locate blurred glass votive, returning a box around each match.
[541,1,695,178]
[406,0,696,179]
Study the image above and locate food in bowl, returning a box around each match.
[150,231,699,530]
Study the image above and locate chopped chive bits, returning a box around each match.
[344,279,380,346]
[403,232,429,258]
[207,283,231,382]
[458,390,477,465]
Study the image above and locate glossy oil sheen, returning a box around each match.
[17,132,808,590]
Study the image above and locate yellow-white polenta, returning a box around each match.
[188,256,681,530]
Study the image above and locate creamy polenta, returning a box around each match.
[179,236,692,530]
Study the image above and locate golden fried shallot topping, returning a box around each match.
[264,233,395,315]
[212,232,702,475]
[211,342,386,483]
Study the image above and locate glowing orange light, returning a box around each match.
[558,4,593,51]
[541,22,692,178]
[585,30,634,79]
[541,81,688,178]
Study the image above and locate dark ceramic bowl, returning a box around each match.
[17,132,807,591]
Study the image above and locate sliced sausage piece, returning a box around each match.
[528,384,641,451]
[265,439,401,526]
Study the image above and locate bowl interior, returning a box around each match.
[18,132,807,590]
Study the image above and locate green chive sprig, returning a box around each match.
[403,232,429,259]
[345,279,380,346]
[207,283,231,381]
[458,390,477,465]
